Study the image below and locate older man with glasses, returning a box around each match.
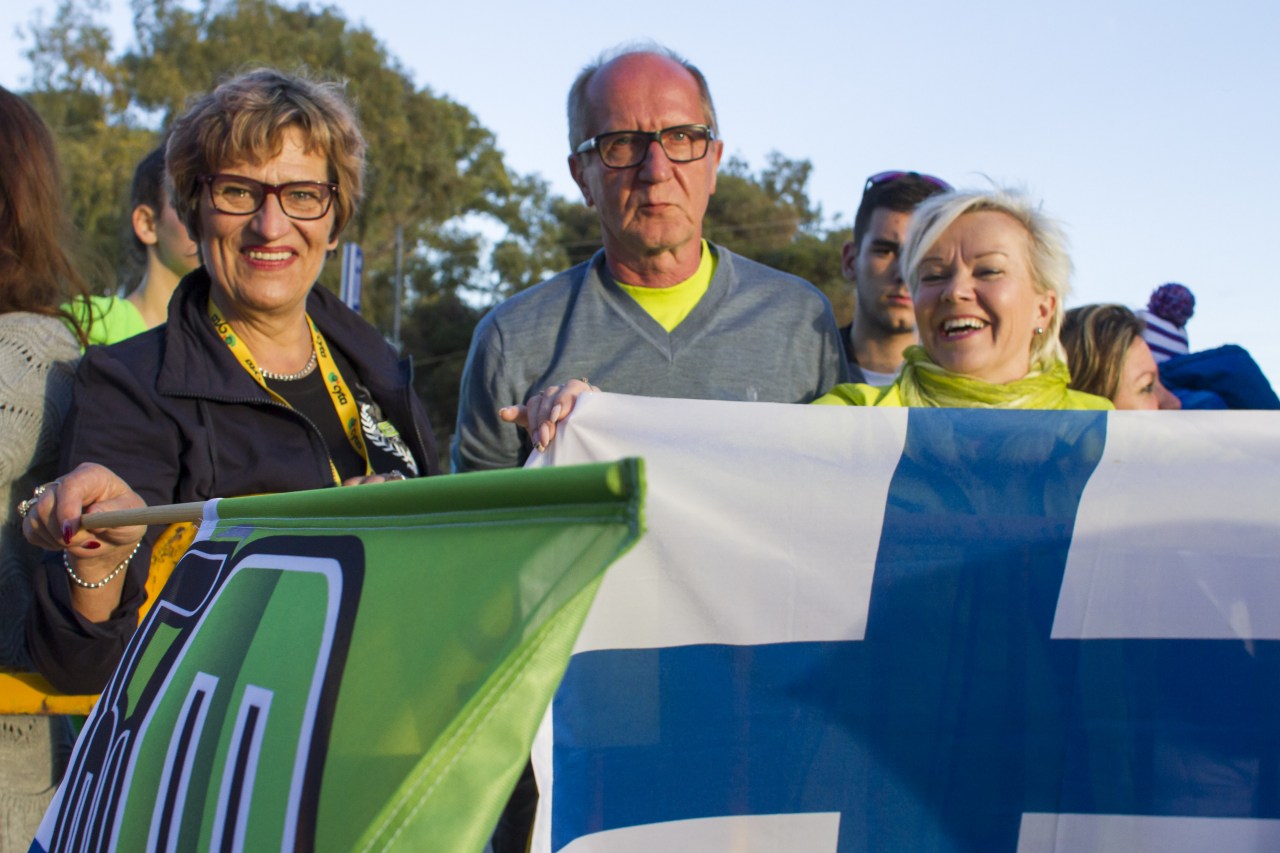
[452,44,847,474]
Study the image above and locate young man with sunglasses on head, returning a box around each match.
[841,171,951,384]
[453,44,847,474]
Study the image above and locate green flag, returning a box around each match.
[34,460,644,853]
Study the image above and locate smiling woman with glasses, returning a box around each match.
[22,68,440,696]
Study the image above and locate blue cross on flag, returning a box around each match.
[530,396,1280,853]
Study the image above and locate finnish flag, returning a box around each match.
[530,395,1280,853]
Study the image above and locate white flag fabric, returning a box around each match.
[529,393,1280,853]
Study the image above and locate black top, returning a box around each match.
[266,346,419,481]
[838,323,868,384]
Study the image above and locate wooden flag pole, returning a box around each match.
[81,501,206,530]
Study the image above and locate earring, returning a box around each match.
[1034,326,1045,336]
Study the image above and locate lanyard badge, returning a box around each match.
[208,297,370,482]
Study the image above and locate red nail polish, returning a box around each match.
[84,540,101,550]
[62,523,73,545]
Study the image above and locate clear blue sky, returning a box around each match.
[4,0,1278,384]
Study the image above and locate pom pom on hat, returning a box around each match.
[1147,283,1196,327]
[1138,283,1195,363]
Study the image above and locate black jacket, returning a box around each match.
[28,269,439,693]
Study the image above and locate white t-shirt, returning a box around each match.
[860,366,899,386]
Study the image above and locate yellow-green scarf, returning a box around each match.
[895,346,1080,409]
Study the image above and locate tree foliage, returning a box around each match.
[705,154,852,324]
[23,0,151,287]
[399,292,482,449]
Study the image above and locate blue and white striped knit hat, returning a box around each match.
[1137,283,1195,363]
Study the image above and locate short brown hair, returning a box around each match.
[1061,303,1144,400]
[167,68,366,241]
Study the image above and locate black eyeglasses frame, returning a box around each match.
[574,124,717,170]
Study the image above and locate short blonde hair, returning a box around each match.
[901,187,1072,370]
[167,68,365,241]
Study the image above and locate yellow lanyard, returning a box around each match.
[208,297,370,483]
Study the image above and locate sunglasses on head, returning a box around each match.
[864,170,953,194]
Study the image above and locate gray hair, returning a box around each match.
[900,187,1072,369]
[566,42,718,151]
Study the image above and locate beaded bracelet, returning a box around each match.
[64,541,142,590]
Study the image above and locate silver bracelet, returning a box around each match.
[64,541,142,589]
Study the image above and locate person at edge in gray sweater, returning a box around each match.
[452,43,846,474]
